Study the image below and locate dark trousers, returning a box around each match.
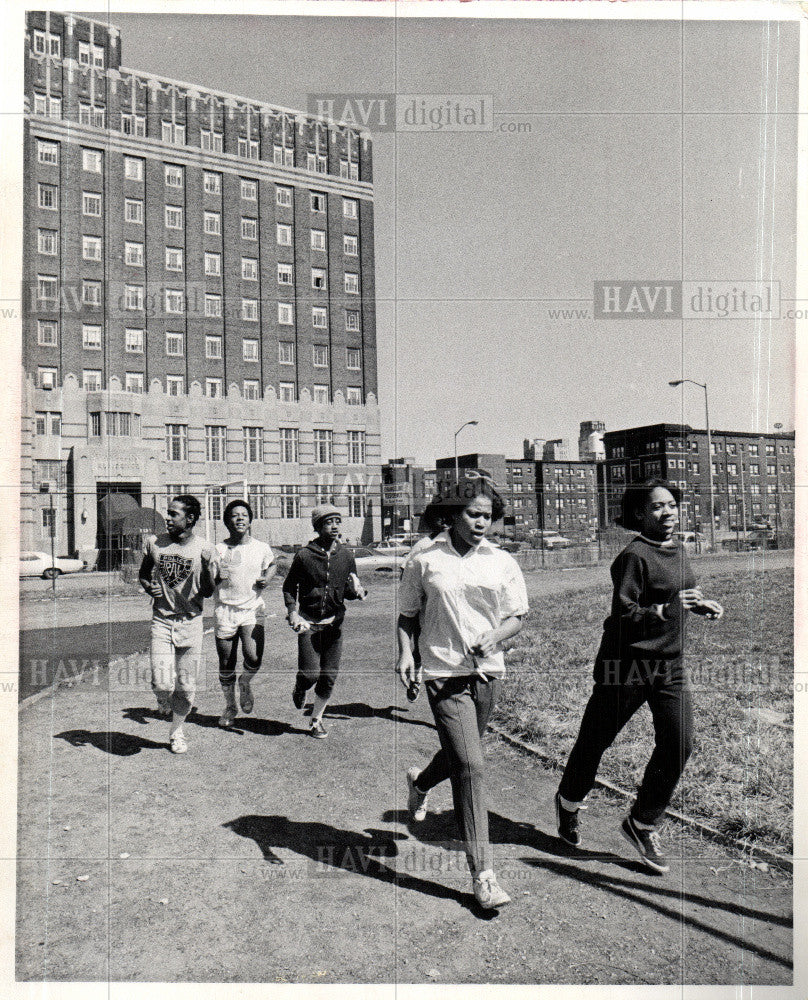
[558,658,694,826]
[296,624,343,699]
[418,674,501,874]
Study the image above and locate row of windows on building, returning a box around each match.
[610,458,792,482]
[31,30,104,65]
[610,439,790,460]
[31,102,362,176]
[183,484,369,521]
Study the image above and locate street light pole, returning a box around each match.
[454,420,479,486]
[669,378,716,553]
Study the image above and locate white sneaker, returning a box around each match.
[472,870,511,910]
[219,705,237,728]
[169,733,188,754]
[406,767,429,822]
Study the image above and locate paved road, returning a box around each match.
[15,577,792,984]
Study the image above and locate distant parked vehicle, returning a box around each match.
[538,532,571,550]
[373,540,412,557]
[20,551,87,579]
[352,546,409,573]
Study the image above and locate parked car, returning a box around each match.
[372,540,412,557]
[538,532,571,550]
[19,551,87,579]
[351,546,409,573]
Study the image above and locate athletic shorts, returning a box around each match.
[214,603,262,639]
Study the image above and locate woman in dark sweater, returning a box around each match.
[555,479,723,873]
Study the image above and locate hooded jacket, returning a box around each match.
[281,538,359,625]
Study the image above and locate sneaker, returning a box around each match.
[406,766,429,822]
[169,733,188,755]
[472,871,511,910]
[620,815,669,874]
[219,706,237,728]
[292,679,306,710]
[309,719,328,739]
[238,675,254,714]
[555,791,583,848]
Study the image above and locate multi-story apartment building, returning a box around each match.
[603,423,795,539]
[22,11,381,563]
[380,458,428,538]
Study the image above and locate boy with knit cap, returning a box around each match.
[282,504,367,738]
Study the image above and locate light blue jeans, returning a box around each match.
[150,616,204,717]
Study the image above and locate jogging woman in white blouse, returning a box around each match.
[397,475,529,911]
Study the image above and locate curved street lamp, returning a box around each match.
[454,420,479,483]
[669,379,715,552]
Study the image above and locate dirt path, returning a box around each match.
[16,580,792,984]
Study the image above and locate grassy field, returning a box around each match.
[496,565,793,852]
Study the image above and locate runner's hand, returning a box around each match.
[693,599,724,620]
[470,631,498,658]
[675,588,704,611]
[397,651,416,689]
[145,580,162,599]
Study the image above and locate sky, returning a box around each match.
[104,8,799,467]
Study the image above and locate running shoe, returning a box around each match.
[620,815,669,873]
[309,719,328,739]
[555,791,582,847]
[238,675,254,714]
[219,706,237,728]
[406,766,429,822]
[472,871,511,910]
[169,733,188,754]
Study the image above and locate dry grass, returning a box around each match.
[496,565,793,852]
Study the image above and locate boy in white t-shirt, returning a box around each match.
[215,500,276,727]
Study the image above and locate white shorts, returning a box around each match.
[214,603,262,639]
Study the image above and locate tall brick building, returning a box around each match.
[22,11,381,563]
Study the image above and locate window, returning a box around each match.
[78,42,104,67]
[278,302,294,325]
[274,146,295,167]
[82,192,102,217]
[241,179,258,201]
[125,371,144,395]
[166,375,184,396]
[340,159,359,181]
[32,31,61,58]
[311,267,327,291]
[727,443,737,455]
[278,342,295,365]
[243,427,263,463]
[125,241,144,267]
[166,331,184,357]
[242,300,259,322]
[82,148,103,173]
[238,137,259,160]
[201,131,223,153]
[165,247,184,272]
[82,324,101,350]
[346,387,362,406]
[279,382,296,402]
[691,461,700,474]
[277,263,293,285]
[123,156,144,181]
[204,171,222,195]
[279,427,299,463]
[710,442,721,455]
[35,411,61,436]
[307,152,327,174]
[107,335,135,379]
[165,206,183,230]
[37,140,59,165]
[712,462,720,476]
[82,235,102,261]
[311,229,326,251]
[243,338,259,361]
[347,430,366,464]
[346,348,361,370]
[165,289,185,314]
[279,485,300,519]
[243,380,260,401]
[204,211,221,235]
[79,104,105,128]
[38,229,58,255]
[125,285,144,311]
[767,463,777,476]
[750,483,761,496]
[347,484,366,517]
[205,425,227,462]
[125,198,144,224]
[344,272,359,294]
[344,234,358,256]
[277,223,292,246]
[34,94,61,118]
[749,444,759,456]
[205,252,221,277]
[38,367,58,389]
[82,280,101,306]
[241,218,258,241]
[313,384,329,405]
[780,444,790,454]
[121,114,146,137]
[205,335,222,360]
[235,257,257,282]
[205,294,222,318]
[166,424,188,461]
[310,192,326,212]
[312,307,328,329]
[313,429,333,463]
[82,369,102,391]
[205,378,223,399]
[276,186,293,207]
[343,198,358,220]
[164,164,184,188]
[37,321,58,347]
[346,310,360,333]
[766,444,775,456]
[313,345,329,367]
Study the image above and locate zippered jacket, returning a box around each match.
[282,538,359,625]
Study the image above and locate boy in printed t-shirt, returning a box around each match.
[215,499,276,728]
